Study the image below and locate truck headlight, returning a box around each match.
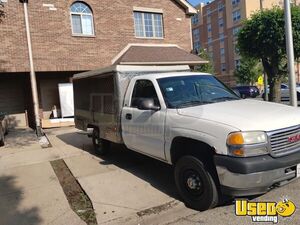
[227,131,268,157]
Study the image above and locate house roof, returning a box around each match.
[175,0,197,15]
[112,44,208,66]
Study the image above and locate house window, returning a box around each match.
[218,2,224,12]
[234,44,240,54]
[70,2,94,36]
[207,24,212,33]
[232,0,241,6]
[232,10,241,22]
[219,18,224,27]
[192,14,199,25]
[207,15,211,23]
[221,63,226,72]
[219,33,224,42]
[193,29,200,41]
[207,7,211,16]
[235,59,241,69]
[194,41,201,51]
[208,37,212,45]
[220,48,225,56]
[134,11,163,38]
[233,26,241,36]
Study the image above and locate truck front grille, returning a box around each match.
[269,125,300,157]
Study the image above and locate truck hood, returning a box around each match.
[177,99,300,132]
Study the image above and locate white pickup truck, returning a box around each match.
[73,65,300,211]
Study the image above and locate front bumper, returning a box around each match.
[214,150,300,196]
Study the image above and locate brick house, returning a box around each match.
[0,0,201,129]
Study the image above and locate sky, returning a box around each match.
[187,0,207,6]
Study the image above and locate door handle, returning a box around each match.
[126,113,132,120]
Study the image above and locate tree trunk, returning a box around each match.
[268,78,281,103]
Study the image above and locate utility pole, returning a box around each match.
[284,0,297,107]
[260,0,269,101]
[21,0,42,136]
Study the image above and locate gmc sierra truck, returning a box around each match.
[73,65,300,211]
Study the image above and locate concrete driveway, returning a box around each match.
[45,127,300,225]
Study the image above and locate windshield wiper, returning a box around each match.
[176,100,214,108]
[212,96,240,102]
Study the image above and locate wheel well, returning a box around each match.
[170,137,216,166]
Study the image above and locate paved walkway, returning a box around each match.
[0,128,85,225]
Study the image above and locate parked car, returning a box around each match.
[0,112,8,147]
[233,85,260,98]
[262,83,300,101]
[74,65,300,211]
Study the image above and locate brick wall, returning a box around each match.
[0,0,192,73]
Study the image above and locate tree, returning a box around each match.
[0,3,5,22]
[194,48,214,74]
[234,57,262,85]
[238,6,300,102]
[0,2,5,22]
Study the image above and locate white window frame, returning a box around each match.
[134,11,164,39]
[70,2,95,36]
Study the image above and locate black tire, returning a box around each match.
[92,128,110,155]
[0,133,4,147]
[241,94,246,99]
[174,156,219,211]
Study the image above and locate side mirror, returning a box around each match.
[137,98,161,111]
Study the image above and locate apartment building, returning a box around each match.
[0,0,201,128]
[191,0,298,85]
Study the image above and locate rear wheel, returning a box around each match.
[174,156,219,211]
[92,128,110,155]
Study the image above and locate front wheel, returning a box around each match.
[92,128,110,155]
[174,156,219,211]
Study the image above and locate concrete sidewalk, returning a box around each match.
[0,128,85,225]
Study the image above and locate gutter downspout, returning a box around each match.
[21,0,42,136]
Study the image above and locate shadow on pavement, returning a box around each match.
[57,131,180,201]
[2,128,38,149]
[0,176,41,225]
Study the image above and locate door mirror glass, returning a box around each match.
[137,98,161,111]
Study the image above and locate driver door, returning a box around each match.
[121,79,166,159]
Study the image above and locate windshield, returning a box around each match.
[157,75,240,108]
